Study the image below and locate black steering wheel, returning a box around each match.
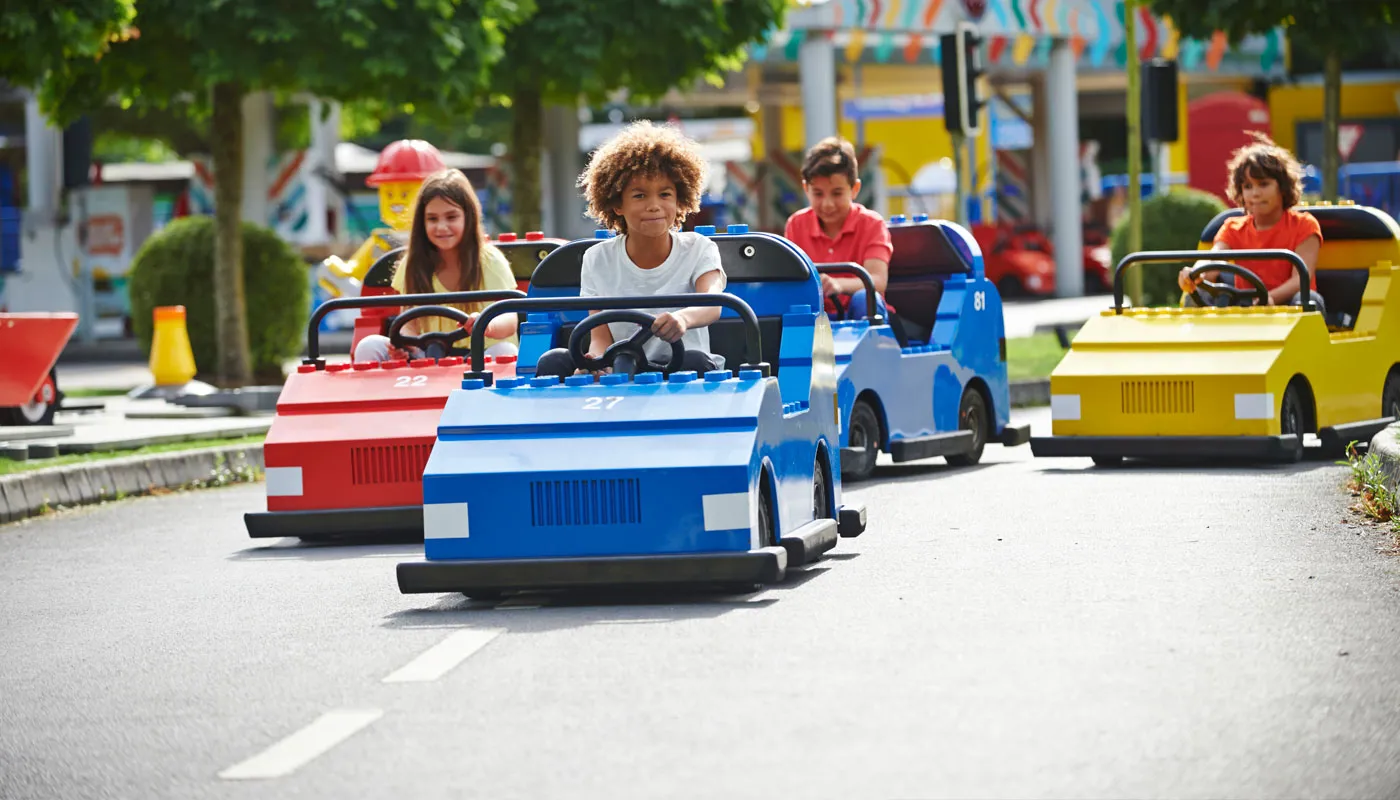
[387,305,473,358]
[1187,261,1270,308]
[568,310,685,376]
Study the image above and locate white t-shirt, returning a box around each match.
[579,231,728,367]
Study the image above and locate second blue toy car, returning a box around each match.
[819,216,1030,481]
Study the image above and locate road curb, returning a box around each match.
[0,444,264,525]
[1369,422,1400,495]
[1011,379,1050,408]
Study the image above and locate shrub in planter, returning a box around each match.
[1110,188,1230,307]
[128,216,309,382]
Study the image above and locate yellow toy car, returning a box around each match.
[1030,202,1400,465]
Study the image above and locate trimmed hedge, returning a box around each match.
[1110,188,1230,306]
[128,216,308,381]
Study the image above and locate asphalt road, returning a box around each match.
[3,408,1400,800]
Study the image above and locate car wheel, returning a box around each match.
[813,454,832,520]
[945,389,988,467]
[842,400,880,482]
[0,369,59,426]
[461,590,505,602]
[1281,383,1306,437]
[757,475,777,548]
[1383,368,1400,420]
[1091,455,1123,467]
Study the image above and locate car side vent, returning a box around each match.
[530,478,641,527]
[350,444,433,486]
[1120,379,1196,415]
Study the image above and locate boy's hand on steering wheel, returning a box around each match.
[1177,266,1199,293]
[652,311,688,343]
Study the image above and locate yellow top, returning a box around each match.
[390,243,517,347]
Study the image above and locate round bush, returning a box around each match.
[128,216,309,382]
[1110,188,1230,306]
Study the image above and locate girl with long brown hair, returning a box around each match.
[353,168,519,362]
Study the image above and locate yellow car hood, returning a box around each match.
[1057,307,1327,378]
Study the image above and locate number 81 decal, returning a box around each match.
[973,290,987,311]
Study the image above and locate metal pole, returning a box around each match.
[953,131,967,227]
[1125,0,1144,307]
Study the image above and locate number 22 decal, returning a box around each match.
[394,375,428,387]
[582,396,625,410]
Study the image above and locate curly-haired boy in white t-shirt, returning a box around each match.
[534,121,728,378]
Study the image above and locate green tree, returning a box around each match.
[1146,0,1397,201]
[0,1,136,89]
[493,0,788,232]
[25,0,529,386]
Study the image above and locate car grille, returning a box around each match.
[1120,379,1196,415]
[530,477,641,527]
[350,443,433,486]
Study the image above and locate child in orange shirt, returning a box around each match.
[1179,133,1323,311]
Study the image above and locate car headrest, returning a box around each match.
[888,222,973,277]
[714,235,814,282]
[363,247,405,288]
[495,239,565,281]
[529,239,601,288]
[1200,204,1400,243]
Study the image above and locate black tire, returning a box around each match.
[0,369,59,426]
[757,476,777,548]
[461,590,505,602]
[946,389,988,467]
[997,276,1023,299]
[1383,368,1400,421]
[813,453,832,520]
[843,400,880,482]
[1091,455,1123,467]
[1280,383,1306,438]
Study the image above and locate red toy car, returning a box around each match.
[245,289,522,541]
[972,222,1113,296]
[1,312,76,426]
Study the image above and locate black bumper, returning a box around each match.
[998,423,1031,447]
[244,505,423,540]
[397,546,789,594]
[1029,434,1302,462]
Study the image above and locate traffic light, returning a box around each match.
[941,22,985,136]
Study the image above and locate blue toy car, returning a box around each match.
[395,229,867,598]
[817,216,1030,481]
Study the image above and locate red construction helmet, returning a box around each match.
[366,140,446,187]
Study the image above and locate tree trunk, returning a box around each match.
[1124,0,1144,307]
[510,85,543,234]
[1321,50,1341,202]
[210,82,253,387]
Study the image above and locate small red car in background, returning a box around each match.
[971,222,1113,297]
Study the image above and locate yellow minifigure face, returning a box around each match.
[378,181,422,230]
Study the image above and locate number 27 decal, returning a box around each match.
[582,396,624,410]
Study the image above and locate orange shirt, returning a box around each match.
[1214,208,1322,290]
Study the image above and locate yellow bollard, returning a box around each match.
[150,305,197,386]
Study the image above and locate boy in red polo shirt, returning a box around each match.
[1178,133,1324,311]
[784,137,894,321]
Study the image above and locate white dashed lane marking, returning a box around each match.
[382,628,504,683]
[218,709,383,780]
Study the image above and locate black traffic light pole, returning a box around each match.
[942,21,984,229]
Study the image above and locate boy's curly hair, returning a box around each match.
[578,121,709,234]
[1226,131,1306,210]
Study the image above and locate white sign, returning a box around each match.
[1338,124,1364,161]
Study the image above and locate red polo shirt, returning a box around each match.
[784,203,894,268]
